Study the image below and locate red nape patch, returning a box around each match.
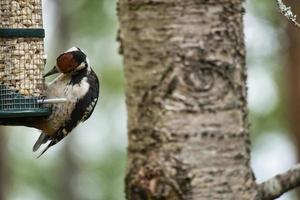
[56,53,79,73]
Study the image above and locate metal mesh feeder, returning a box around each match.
[0,0,50,118]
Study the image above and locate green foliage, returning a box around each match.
[247,0,280,26]
[64,0,117,38]
[100,67,124,95]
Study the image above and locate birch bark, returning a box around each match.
[118,1,258,199]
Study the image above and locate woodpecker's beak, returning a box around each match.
[44,66,59,77]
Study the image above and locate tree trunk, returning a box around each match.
[118,0,258,199]
[284,1,300,199]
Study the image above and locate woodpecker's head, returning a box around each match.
[44,47,89,77]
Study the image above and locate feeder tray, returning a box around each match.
[0,84,49,118]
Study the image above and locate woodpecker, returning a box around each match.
[33,47,99,157]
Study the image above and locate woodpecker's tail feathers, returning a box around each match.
[36,140,56,159]
[33,133,50,152]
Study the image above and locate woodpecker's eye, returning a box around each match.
[56,53,79,73]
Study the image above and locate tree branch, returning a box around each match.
[277,0,300,28]
[258,164,300,200]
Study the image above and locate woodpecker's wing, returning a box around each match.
[37,70,99,158]
[66,70,99,127]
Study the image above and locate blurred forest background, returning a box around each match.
[0,0,300,200]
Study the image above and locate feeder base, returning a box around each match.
[0,108,50,118]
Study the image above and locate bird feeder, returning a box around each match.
[0,0,50,118]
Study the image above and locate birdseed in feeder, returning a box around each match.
[0,0,46,97]
[0,38,46,96]
[0,0,43,28]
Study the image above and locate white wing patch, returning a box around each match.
[62,128,68,135]
[82,97,98,121]
[70,77,90,100]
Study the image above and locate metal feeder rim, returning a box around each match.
[0,108,51,118]
[0,28,45,38]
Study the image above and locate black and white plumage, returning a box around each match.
[33,47,99,157]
